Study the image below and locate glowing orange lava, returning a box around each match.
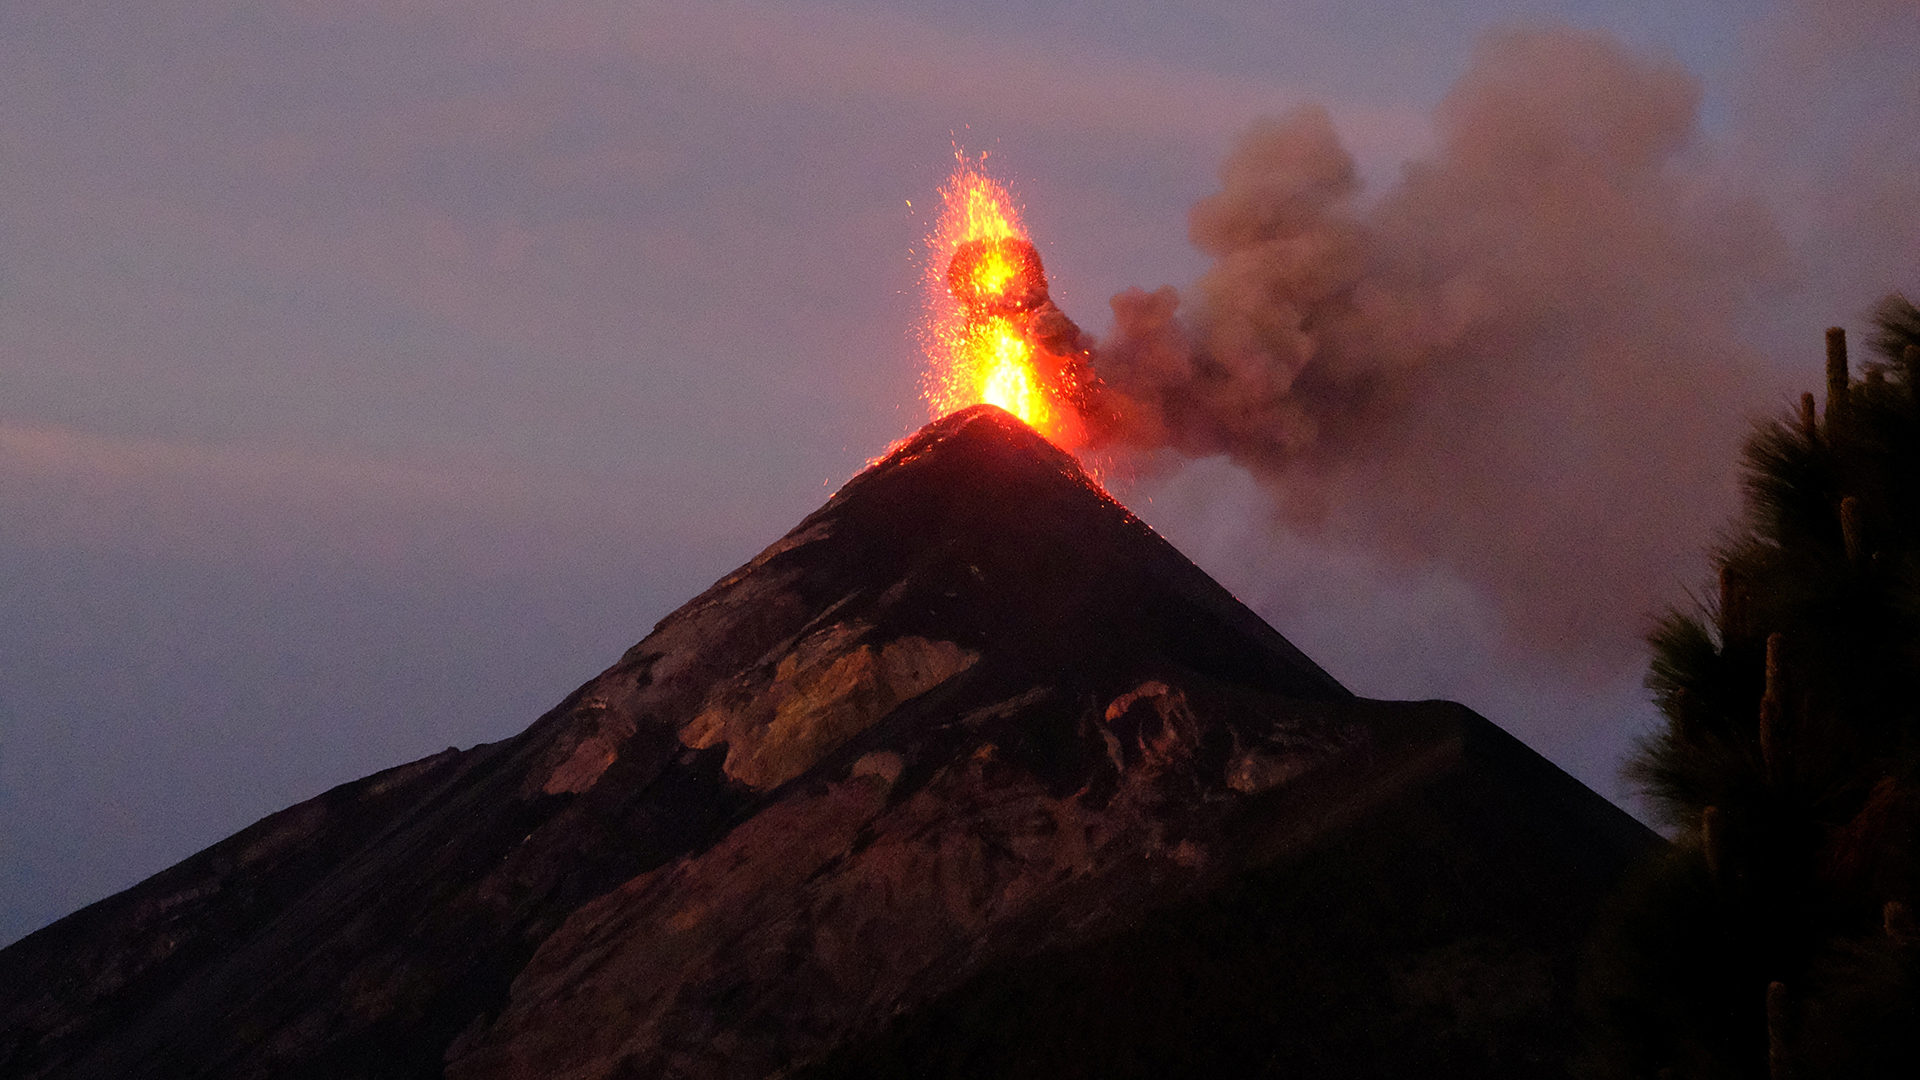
[921,160,1086,448]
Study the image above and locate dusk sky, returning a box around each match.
[3,0,1917,946]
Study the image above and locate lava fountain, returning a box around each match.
[921,161,1096,449]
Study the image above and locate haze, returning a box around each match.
[3,0,1916,946]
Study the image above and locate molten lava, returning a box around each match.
[948,236,1047,315]
[921,162,1094,449]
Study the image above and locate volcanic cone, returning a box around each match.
[0,406,1657,1079]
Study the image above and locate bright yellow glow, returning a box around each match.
[977,322,1051,429]
[920,160,1079,448]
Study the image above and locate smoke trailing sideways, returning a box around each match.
[1089,27,1789,665]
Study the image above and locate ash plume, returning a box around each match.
[1091,27,1789,665]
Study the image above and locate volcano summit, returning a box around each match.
[0,406,1656,1078]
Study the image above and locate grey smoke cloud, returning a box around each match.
[1093,26,1791,666]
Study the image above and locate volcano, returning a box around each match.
[0,406,1657,1079]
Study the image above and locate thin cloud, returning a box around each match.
[0,423,744,577]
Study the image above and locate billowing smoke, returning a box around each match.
[1091,27,1790,666]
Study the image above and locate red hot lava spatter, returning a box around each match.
[920,158,1097,452]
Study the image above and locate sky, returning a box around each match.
[2,0,1916,946]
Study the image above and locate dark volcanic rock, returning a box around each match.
[0,406,1659,1078]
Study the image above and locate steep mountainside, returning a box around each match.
[0,406,1658,1078]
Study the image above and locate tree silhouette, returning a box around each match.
[1583,296,1920,1079]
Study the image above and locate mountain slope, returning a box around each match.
[0,406,1657,1078]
